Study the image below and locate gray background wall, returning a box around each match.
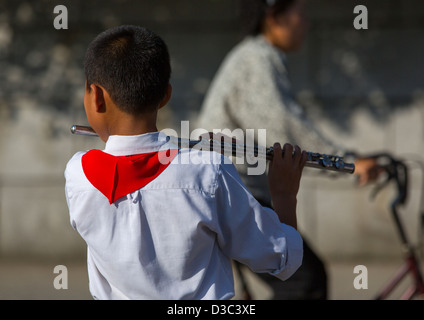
[0,0,423,268]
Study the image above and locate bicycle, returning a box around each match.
[366,153,424,300]
[234,152,424,300]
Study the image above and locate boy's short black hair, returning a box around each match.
[84,25,171,114]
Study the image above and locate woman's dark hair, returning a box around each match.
[240,0,297,36]
[84,25,171,115]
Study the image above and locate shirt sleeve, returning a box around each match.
[64,151,89,232]
[212,160,303,281]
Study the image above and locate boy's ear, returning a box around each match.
[89,84,106,113]
[158,84,172,110]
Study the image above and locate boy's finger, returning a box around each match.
[282,143,293,160]
[272,143,283,163]
[293,145,301,163]
[300,150,308,169]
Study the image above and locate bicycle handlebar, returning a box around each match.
[364,153,408,206]
[364,152,410,247]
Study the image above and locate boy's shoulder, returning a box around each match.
[65,148,238,196]
[64,151,92,189]
[65,151,85,173]
[175,148,229,166]
[161,148,234,194]
[65,150,87,170]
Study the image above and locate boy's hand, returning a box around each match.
[268,143,307,228]
[268,143,307,198]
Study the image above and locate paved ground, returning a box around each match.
[0,259,91,300]
[0,258,421,300]
[233,258,422,300]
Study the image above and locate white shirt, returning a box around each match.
[64,132,303,300]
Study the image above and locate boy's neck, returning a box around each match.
[105,110,159,138]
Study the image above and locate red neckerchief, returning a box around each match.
[82,149,179,204]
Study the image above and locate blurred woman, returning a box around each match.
[198,0,332,300]
[198,0,380,299]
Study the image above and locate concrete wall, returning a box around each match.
[0,0,423,261]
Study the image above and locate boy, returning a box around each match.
[65,25,307,300]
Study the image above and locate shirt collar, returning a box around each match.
[104,131,175,156]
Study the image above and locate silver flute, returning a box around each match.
[70,125,355,174]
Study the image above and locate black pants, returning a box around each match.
[235,239,327,300]
[257,238,327,299]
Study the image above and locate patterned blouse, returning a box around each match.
[197,35,342,204]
